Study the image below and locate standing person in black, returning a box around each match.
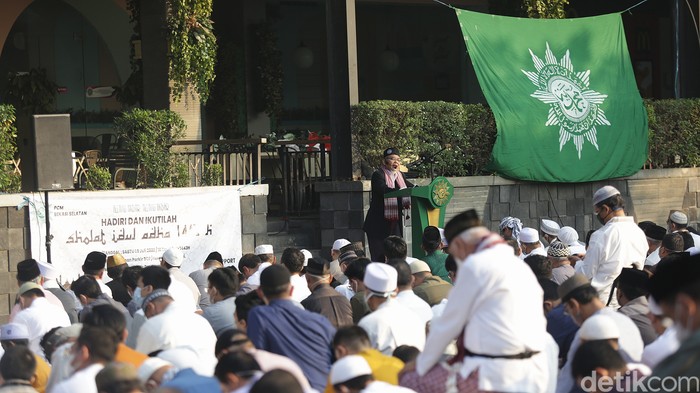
[363,148,413,261]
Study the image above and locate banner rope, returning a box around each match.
[431,0,455,9]
[620,0,651,14]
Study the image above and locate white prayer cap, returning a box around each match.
[37,260,60,280]
[254,244,274,255]
[541,219,560,236]
[330,355,373,385]
[363,263,397,295]
[138,357,173,384]
[593,186,620,205]
[332,239,351,251]
[162,248,183,267]
[519,227,539,243]
[438,228,448,246]
[0,323,29,340]
[301,249,312,267]
[579,314,620,341]
[670,211,688,225]
[409,260,431,274]
[405,257,419,265]
[557,227,579,246]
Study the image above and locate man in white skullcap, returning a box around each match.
[330,239,351,284]
[401,209,554,393]
[540,219,560,246]
[556,274,643,393]
[519,227,547,259]
[557,226,587,257]
[38,260,80,323]
[667,210,700,248]
[247,245,275,287]
[160,248,200,307]
[357,263,425,356]
[330,355,416,393]
[578,314,651,375]
[574,186,647,308]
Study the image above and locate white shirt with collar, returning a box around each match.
[556,307,644,393]
[51,363,104,393]
[416,242,550,393]
[290,274,311,303]
[136,302,217,371]
[575,216,647,308]
[395,289,432,326]
[645,247,661,266]
[13,297,70,359]
[358,297,426,356]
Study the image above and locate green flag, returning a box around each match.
[456,10,648,182]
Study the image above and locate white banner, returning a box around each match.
[29,186,242,282]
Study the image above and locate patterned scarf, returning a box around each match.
[498,216,523,241]
[382,167,409,221]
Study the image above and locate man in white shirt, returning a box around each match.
[575,186,647,308]
[161,248,200,306]
[330,239,351,285]
[555,274,644,393]
[37,260,80,323]
[51,326,118,393]
[357,263,425,356]
[387,260,432,327]
[13,282,70,359]
[136,289,217,368]
[82,251,113,298]
[519,227,547,259]
[9,259,69,322]
[402,209,551,393]
[281,248,311,303]
[540,219,560,247]
[246,245,275,287]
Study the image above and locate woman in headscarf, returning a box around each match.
[499,216,523,242]
[363,147,413,261]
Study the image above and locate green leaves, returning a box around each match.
[114,109,187,188]
[351,101,497,177]
[646,99,700,168]
[167,0,217,103]
[523,0,569,19]
[0,105,20,193]
[5,69,58,115]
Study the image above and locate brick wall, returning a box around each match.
[0,200,30,324]
[316,168,700,258]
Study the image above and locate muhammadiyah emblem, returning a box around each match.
[522,43,610,159]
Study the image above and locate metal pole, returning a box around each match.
[673,0,681,98]
[44,191,52,263]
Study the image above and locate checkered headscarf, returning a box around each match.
[499,216,523,241]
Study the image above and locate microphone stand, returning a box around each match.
[421,145,450,181]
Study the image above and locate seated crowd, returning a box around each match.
[0,185,699,393]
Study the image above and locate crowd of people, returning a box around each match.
[0,183,699,393]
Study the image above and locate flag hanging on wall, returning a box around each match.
[455,10,648,182]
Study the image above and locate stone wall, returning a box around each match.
[0,194,31,323]
[316,168,700,258]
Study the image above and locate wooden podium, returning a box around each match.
[385,176,454,258]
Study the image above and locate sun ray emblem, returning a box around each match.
[522,43,610,159]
